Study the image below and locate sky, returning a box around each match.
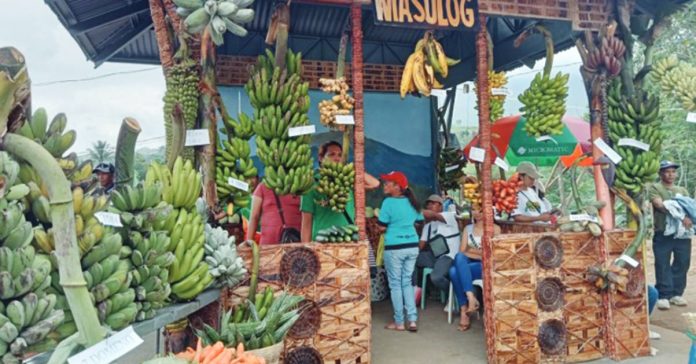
[1,1,588,155]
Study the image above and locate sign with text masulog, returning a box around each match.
[372,0,479,30]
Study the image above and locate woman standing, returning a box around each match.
[378,171,427,332]
[449,207,501,331]
[246,180,302,245]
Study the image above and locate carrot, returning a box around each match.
[202,342,225,364]
[211,348,233,364]
[176,349,195,361]
[236,343,245,356]
[193,339,203,363]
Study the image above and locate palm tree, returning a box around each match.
[87,140,114,164]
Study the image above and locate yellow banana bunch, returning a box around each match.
[462,181,482,210]
[145,157,201,210]
[475,70,508,122]
[400,32,460,98]
[651,55,696,111]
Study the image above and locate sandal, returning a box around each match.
[458,313,471,331]
[407,321,418,332]
[384,322,405,331]
[465,296,480,314]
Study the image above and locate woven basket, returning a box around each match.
[247,342,283,364]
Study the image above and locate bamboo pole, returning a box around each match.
[475,15,496,364]
[198,28,219,211]
[1,133,106,347]
[114,117,142,187]
[149,0,174,69]
[351,2,366,240]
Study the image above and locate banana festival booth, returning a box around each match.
[0,0,684,363]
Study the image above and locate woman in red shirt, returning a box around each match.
[246,182,302,244]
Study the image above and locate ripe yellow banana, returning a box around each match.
[412,53,430,96]
[400,53,418,99]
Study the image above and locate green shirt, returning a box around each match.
[301,188,356,241]
[649,182,689,232]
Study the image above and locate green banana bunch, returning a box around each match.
[0,296,64,361]
[197,289,303,350]
[316,161,354,213]
[316,224,360,243]
[244,49,314,196]
[651,55,696,111]
[0,201,33,250]
[111,183,163,212]
[0,152,21,190]
[607,79,662,195]
[438,147,466,192]
[175,0,255,45]
[14,108,76,160]
[145,158,201,210]
[125,231,174,321]
[163,56,199,163]
[216,112,257,208]
[203,225,246,288]
[518,72,569,136]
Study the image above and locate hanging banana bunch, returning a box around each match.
[517,26,569,137]
[174,0,256,45]
[245,49,315,196]
[651,55,696,111]
[474,70,508,123]
[216,112,257,208]
[607,80,662,195]
[318,78,354,129]
[400,32,460,98]
[438,147,466,192]
[163,55,199,163]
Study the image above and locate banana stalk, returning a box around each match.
[198,27,219,211]
[336,33,352,163]
[1,133,106,349]
[0,47,30,135]
[611,187,646,269]
[114,117,141,187]
[167,104,186,170]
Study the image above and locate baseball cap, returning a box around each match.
[380,171,409,189]
[93,163,115,174]
[426,194,444,204]
[659,160,680,171]
[516,161,541,179]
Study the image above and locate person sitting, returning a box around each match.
[415,194,461,293]
[512,162,556,223]
[449,206,501,331]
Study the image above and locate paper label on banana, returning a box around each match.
[67,325,142,364]
[569,213,599,223]
[491,87,510,96]
[618,138,650,151]
[445,165,459,173]
[288,125,316,137]
[494,157,509,171]
[617,254,639,268]
[687,112,696,123]
[469,147,485,163]
[184,129,210,146]
[94,212,123,227]
[594,138,622,164]
[335,115,355,125]
[227,177,249,192]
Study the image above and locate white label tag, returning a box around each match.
[491,87,509,96]
[288,125,316,137]
[687,112,696,123]
[445,165,459,173]
[618,138,650,151]
[68,326,143,364]
[94,212,123,227]
[494,157,509,171]
[227,177,249,192]
[469,147,485,163]
[618,254,639,268]
[184,129,210,146]
[594,138,622,164]
[335,115,355,125]
[569,213,599,223]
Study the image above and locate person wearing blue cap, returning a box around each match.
[650,160,692,310]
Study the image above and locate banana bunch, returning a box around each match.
[154,208,212,301]
[438,147,466,192]
[400,32,459,98]
[318,77,354,128]
[15,108,76,160]
[0,201,33,250]
[607,80,662,195]
[316,224,359,243]
[518,72,569,136]
[475,71,508,122]
[462,180,482,210]
[163,56,199,163]
[175,0,255,44]
[203,225,246,288]
[145,157,201,210]
[111,184,163,212]
[0,293,64,362]
[127,231,174,321]
[582,35,625,77]
[651,55,696,111]
[315,161,354,213]
[246,49,315,196]
[0,246,52,301]
[217,112,257,208]
[197,290,303,350]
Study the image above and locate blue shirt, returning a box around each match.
[378,197,424,246]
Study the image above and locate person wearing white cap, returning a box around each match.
[511,162,555,223]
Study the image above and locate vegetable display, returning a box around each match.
[175,341,266,364]
[492,174,521,215]
[316,225,360,243]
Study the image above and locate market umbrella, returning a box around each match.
[462,115,593,167]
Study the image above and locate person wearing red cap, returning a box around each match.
[378,171,440,333]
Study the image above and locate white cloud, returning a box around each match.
[0,0,166,153]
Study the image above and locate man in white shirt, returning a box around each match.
[415,195,461,290]
[512,162,555,223]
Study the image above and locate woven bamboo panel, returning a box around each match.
[604,230,651,360]
[222,242,371,364]
[479,0,611,30]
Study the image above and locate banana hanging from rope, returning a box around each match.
[400,32,460,98]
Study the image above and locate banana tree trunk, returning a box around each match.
[351,3,366,241]
[198,28,218,211]
[0,47,31,134]
[149,0,174,69]
[336,32,352,163]
[114,117,141,187]
[1,133,106,347]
